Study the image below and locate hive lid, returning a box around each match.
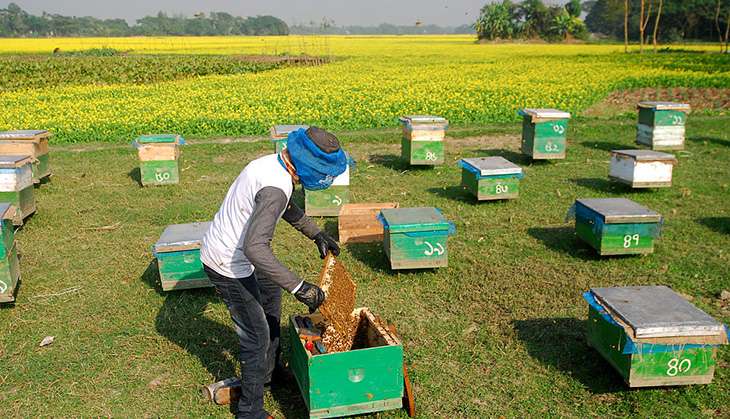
[590,286,725,338]
[576,198,661,224]
[0,130,50,140]
[379,207,450,233]
[154,221,211,252]
[637,101,691,112]
[271,124,309,138]
[0,155,33,168]
[0,203,13,219]
[519,108,571,119]
[399,115,448,125]
[136,134,182,144]
[461,157,522,176]
[611,149,677,162]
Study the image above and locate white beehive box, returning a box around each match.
[609,150,677,188]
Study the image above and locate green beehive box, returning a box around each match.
[0,155,36,226]
[636,102,691,151]
[304,166,350,217]
[0,130,52,184]
[154,222,212,291]
[0,203,19,303]
[271,124,309,153]
[573,198,661,256]
[135,134,183,186]
[378,207,452,269]
[584,286,728,387]
[289,309,404,418]
[399,115,448,166]
[459,156,523,201]
[519,108,571,160]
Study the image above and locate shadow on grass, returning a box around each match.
[527,226,600,261]
[368,153,434,172]
[697,217,730,235]
[571,177,633,194]
[579,140,632,152]
[34,176,52,188]
[427,185,474,203]
[128,167,142,186]
[346,242,440,276]
[513,318,624,394]
[476,148,533,165]
[688,136,730,148]
[323,219,339,240]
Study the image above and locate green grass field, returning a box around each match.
[0,114,728,417]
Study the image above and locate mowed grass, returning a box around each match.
[0,115,728,417]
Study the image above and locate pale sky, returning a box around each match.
[10,0,495,27]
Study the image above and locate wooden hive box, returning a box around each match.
[573,198,661,256]
[399,115,448,166]
[459,156,523,201]
[0,203,20,303]
[271,124,309,153]
[0,130,52,184]
[135,134,183,186]
[153,222,212,291]
[289,308,404,418]
[0,155,36,226]
[609,150,677,188]
[584,286,728,387]
[519,108,571,160]
[338,202,399,244]
[379,207,453,269]
[304,165,350,217]
[636,101,690,150]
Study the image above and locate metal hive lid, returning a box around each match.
[461,156,522,176]
[399,115,448,125]
[154,221,211,252]
[519,108,571,119]
[379,207,449,233]
[611,149,677,162]
[0,130,49,139]
[576,198,661,224]
[0,155,32,167]
[591,286,725,338]
[271,125,309,137]
[637,101,691,111]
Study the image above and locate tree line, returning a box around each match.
[475,0,588,41]
[0,3,289,37]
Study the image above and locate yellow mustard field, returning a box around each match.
[0,35,728,142]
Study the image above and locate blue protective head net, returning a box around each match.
[285,128,347,190]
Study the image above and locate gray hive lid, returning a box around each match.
[399,115,448,125]
[461,156,522,176]
[0,155,32,168]
[591,286,725,338]
[154,221,211,252]
[379,207,449,233]
[637,101,691,112]
[0,203,13,219]
[271,124,309,138]
[576,198,661,224]
[519,108,571,120]
[611,149,677,163]
[0,130,50,140]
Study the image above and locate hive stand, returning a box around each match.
[0,155,36,226]
[399,115,448,166]
[0,203,21,303]
[154,222,212,291]
[609,150,677,188]
[460,156,523,201]
[585,286,728,387]
[338,202,399,244]
[573,198,662,256]
[270,124,309,153]
[519,108,571,160]
[0,130,52,184]
[135,134,183,186]
[636,102,691,150]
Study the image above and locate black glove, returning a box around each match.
[314,231,340,259]
[294,281,326,313]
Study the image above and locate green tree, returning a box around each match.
[475,0,520,40]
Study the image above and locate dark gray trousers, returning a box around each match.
[203,265,281,419]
